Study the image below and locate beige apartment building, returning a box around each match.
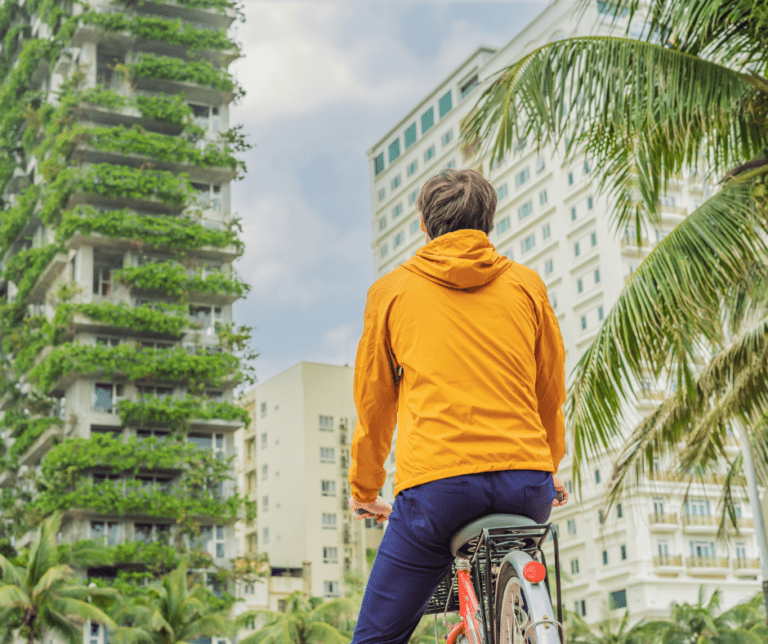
[367,0,763,624]
[236,362,384,607]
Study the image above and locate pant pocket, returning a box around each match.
[523,477,555,524]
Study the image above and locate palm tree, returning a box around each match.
[460,0,768,594]
[0,513,117,644]
[110,563,229,644]
[565,609,655,644]
[235,590,356,644]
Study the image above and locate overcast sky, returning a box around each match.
[230,1,549,386]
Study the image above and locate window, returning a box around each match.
[377,188,385,202]
[595,469,601,484]
[93,255,121,296]
[445,159,456,170]
[191,183,222,212]
[322,513,337,529]
[407,161,417,176]
[584,160,590,174]
[321,480,336,497]
[497,184,508,200]
[574,242,580,256]
[408,189,419,205]
[542,224,550,240]
[138,385,173,400]
[391,175,401,190]
[378,217,388,232]
[438,90,452,118]
[136,474,172,493]
[262,527,269,544]
[568,172,574,185]
[497,217,510,234]
[441,130,453,146]
[134,522,171,545]
[91,521,121,547]
[687,498,711,516]
[518,201,533,220]
[388,139,400,163]
[587,196,594,210]
[515,168,530,188]
[96,336,120,347]
[260,402,267,418]
[577,279,583,293]
[571,207,577,221]
[323,547,338,563]
[324,580,340,598]
[581,316,587,330]
[535,157,545,173]
[617,503,623,518]
[575,600,587,617]
[570,559,579,574]
[567,519,576,535]
[319,415,333,431]
[380,244,388,258]
[410,220,420,234]
[188,305,222,330]
[521,234,535,254]
[404,123,417,149]
[320,447,335,463]
[544,259,553,276]
[539,190,548,206]
[421,107,434,133]
[621,545,627,560]
[565,480,573,494]
[609,589,627,610]
[261,495,268,512]
[393,204,403,218]
[394,232,404,247]
[598,306,604,321]
[594,268,600,284]
[602,550,608,565]
[374,153,384,175]
[598,510,605,524]
[261,464,268,480]
[189,103,220,133]
[460,75,478,99]
[591,232,597,246]
[690,541,715,558]
[93,383,124,414]
[424,146,435,162]
[735,542,747,561]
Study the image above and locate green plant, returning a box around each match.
[118,395,249,430]
[128,53,241,96]
[115,262,249,300]
[53,301,189,336]
[7,416,64,462]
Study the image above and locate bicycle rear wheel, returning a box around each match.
[495,562,562,644]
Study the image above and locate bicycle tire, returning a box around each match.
[495,561,561,644]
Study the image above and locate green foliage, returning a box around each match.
[53,301,189,336]
[118,395,250,430]
[31,435,252,527]
[2,244,61,302]
[0,185,39,253]
[115,262,249,300]
[7,416,64,462]
[79,11,237,52]
[128,53,241,95]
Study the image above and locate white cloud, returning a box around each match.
[317,322,360,367]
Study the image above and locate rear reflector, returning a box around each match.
[522,561,546,583]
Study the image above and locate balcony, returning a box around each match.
[18,425,65,467]
[66,191,184,217]
[682,514,718,533]
[648,513,678,531]
[686,556,729,577]
[653,554,683,576]
[620,236,650,252]
[133,75,236,107]
[27,252,69,304]
[132,0,237,31]
[732,558,761,577]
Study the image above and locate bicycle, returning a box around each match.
[354,495,565,644]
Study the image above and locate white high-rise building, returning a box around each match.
[236,362,384,607]
[367,0,762,624]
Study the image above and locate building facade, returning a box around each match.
[367,0,763,624]
[237,362,384,606]
[0,0,248,640]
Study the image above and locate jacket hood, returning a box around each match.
[401,229,511,292]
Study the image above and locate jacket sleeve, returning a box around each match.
[534,286,567,472]
[349,281,400,503]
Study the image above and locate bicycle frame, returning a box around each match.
[445,558,484,644]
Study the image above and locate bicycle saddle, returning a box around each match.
[450,513,537,557]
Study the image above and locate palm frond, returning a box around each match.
[0,584,31,610]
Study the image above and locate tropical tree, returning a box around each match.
[565,609,655,644]
[460,0,768,543]
[648,587,767,643]
[0,513,117,644]
[110,564,230,644]
[236,590,357,644]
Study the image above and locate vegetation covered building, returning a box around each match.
[0,0,254,618]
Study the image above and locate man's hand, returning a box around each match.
[349,495,392,524]
[552,474,568,507]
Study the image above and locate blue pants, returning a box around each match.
[351,470,555,644]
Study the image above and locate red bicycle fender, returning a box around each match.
[446,621,465,644]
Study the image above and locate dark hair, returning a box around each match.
[416,168,497,239]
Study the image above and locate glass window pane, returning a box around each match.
[421,107,434,133]
[404,123,417,148]
[438,90,453,118]
[188,433,212,450]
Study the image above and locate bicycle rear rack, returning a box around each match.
[424,523,562,644]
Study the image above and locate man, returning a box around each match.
[348,169,568,644]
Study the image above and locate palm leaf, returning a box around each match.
[0,584,31,610]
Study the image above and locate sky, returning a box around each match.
[229,1,550,387]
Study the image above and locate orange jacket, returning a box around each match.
[349,229,566,502]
